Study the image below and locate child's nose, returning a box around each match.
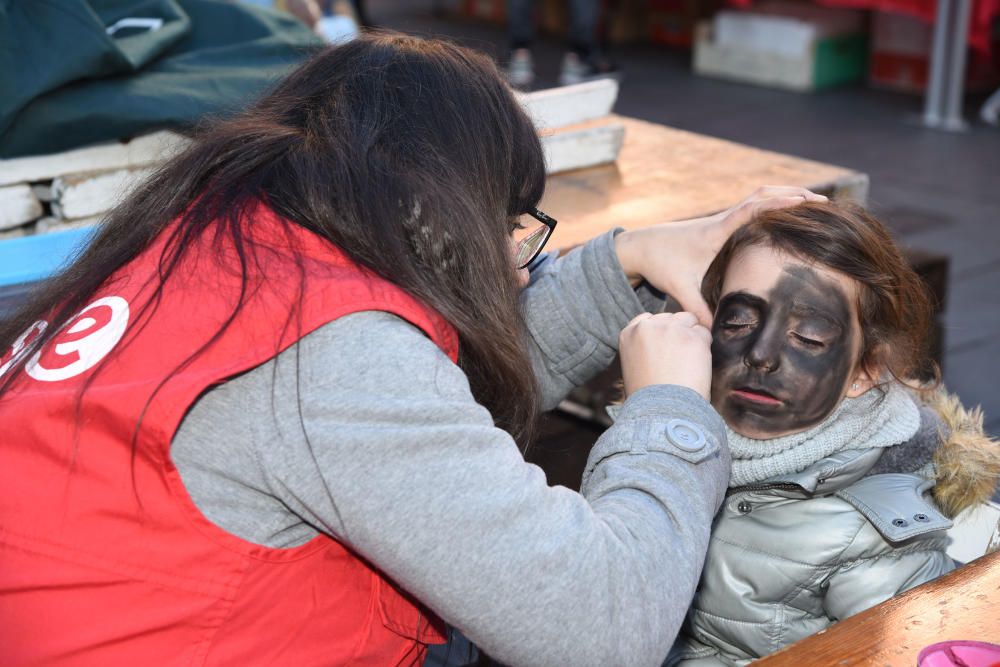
[744,327,781,372]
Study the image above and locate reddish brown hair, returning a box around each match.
[702,201,938,386]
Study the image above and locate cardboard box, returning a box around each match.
[693,4,868,91]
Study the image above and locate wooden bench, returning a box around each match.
[754,550,1000,667]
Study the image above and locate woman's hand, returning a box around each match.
[615,186,827,326]
[619,312,713,400]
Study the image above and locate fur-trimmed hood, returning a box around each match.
[860,386,999,518]
[924,388,1000,518]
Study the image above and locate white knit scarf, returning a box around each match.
[726,382,921,487]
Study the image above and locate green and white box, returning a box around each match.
[694,3,868,91]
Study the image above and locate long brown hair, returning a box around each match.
[702,201,938,386]
[0,33,545,446]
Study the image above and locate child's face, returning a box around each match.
[710,244,864,439]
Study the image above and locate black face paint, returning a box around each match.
[710,265,857,438]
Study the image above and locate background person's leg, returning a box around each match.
[566,0,599,57]
[506,0,537,87]
[560,0,619,86]
[507,0,536,49]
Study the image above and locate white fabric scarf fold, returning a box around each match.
[726,382,921,487]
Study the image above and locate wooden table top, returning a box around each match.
[754,550,1000,666]
[540,115,868,251]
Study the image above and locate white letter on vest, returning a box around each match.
[26,296,130,382]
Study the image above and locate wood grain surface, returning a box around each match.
[541,114,868,251]
[753,551,1000,666]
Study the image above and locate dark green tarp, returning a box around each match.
[0,0,323,158]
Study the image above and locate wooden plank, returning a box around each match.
[51,168,153,220]
[542,114,868,251]
[0,131,187,187]
[517,79,619,131]
[0,184,43,230]
[754,551,1000,667]
[540,121,625,174]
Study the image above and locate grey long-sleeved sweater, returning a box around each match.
[171,230,730,667]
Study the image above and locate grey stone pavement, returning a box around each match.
[369,0,1000,442]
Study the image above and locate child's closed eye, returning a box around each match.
[791,332,825,348]
[721,319,756,331]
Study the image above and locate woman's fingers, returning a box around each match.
[619,311,713,399]
[743,194,807,217]
[626,312,655,327]
[671,310,714,342]
[752,185,828,202]
[670,311,700,327]
[719,188,827,235]
[670,286,714,329]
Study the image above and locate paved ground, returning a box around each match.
[370,1,1000,454]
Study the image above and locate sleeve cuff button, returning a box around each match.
[666,419,707,452]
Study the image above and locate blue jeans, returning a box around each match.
[423,627,479,666]
[507,0,599,56]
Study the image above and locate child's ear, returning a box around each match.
[845,369,876,398]
[846,352,882,398]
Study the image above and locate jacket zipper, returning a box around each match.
[726,481,804,497]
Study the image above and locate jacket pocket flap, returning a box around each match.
[836,474,952,544]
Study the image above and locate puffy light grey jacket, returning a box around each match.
[667,390,1000,667]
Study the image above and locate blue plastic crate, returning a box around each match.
[0,226,97,317]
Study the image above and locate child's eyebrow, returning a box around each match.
[789,303,846,330]
[719,291,766,310]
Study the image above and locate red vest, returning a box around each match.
[0,206,456,666]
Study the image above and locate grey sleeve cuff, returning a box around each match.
[582,384,730,495]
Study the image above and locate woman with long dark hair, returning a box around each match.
[0,34,821,666]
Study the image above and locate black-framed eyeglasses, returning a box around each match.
[513,208,558,270]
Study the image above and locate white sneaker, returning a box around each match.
[558,51,621,87]
[506,48,535,89]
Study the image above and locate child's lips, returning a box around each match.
[731,388,784,406]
